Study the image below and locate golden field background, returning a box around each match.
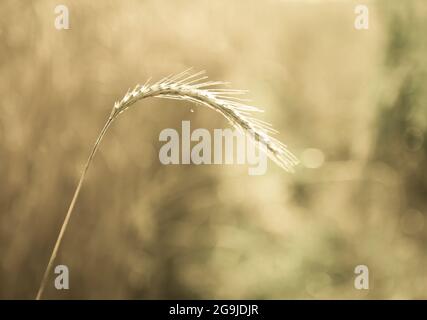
[0,0,426,299]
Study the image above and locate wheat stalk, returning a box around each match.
[36,69,298,299]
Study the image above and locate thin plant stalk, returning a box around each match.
[36,116,114,300]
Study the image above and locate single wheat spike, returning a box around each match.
[36,70,298,299]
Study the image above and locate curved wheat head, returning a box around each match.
[113,69,298,171]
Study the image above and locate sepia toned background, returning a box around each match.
[0,0,426,299]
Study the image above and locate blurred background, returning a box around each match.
[0,0,426,299]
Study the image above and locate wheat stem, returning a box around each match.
[36,116,114,300]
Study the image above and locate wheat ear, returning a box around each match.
[36,69,298,299]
